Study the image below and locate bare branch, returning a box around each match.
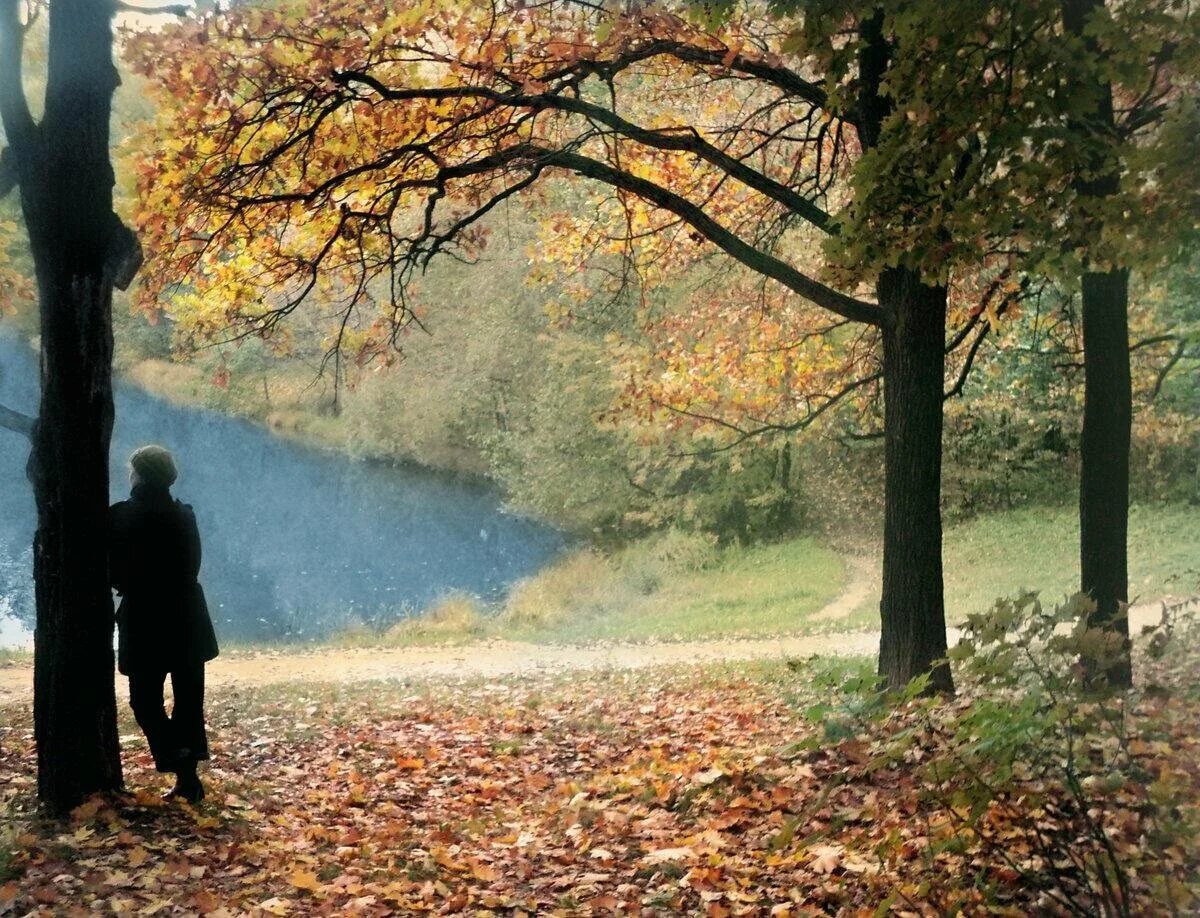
[0,401,34,438]
[944,322,992,400]
[1148,338,1188,402]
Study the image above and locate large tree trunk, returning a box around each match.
[1079,268,1132,687]
[1062,0,1133,688]
[19,0,125,813]
[877,267,953,694]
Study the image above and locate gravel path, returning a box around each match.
[0,575,1183,703]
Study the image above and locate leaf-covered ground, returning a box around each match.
[1,656,1196,916]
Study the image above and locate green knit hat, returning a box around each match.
[129,445,178,488]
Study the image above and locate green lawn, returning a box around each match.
[846,502,1200,627]
[321,502,1199,649]
[516,536,848,644]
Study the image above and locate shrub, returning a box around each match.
[805,592,1200,915]
[501,550,620,629]
[617,529,718,595]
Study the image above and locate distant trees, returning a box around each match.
[0,0,147,813]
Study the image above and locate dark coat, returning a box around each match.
[109,484,219,676]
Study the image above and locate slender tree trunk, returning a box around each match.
[1079,268,1133,687]
[19,0,125,812]
[877,267,953,693]
[1063,0,1133,688]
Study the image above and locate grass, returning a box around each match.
[845,501,1200,627]
[0,649,31,667]
[298,532,848,650]
[347,501,1197,647]
[501,532,847,644]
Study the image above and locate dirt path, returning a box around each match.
[0,588,1182,704]
[809,556,875,622]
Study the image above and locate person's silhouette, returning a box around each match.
[109,445,219,802]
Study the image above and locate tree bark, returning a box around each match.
[1062,0,1133,688]
[16,0,126,813]
[1079,268,1133,687]
[877,267,953,694]
[856,14,953,694]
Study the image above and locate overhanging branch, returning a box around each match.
[334,72,836,234]
[536,147,880,326]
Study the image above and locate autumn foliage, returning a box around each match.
[3,614,1199,915]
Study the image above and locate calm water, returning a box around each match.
[0,331,565,648]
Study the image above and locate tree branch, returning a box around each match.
[0,401,34,438]
[0,0,37,155]
[0,146,15,198]
[944,322,992,400]
[665,370,882,456]
[662,43,834,117]
[333,71,836,234]
[1148,338,1188,402]
[536,147,880,326]
[107,216,143,290]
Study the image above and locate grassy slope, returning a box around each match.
[341,502,1197,649]
[517,537,847,644]
[844,502,1200,628]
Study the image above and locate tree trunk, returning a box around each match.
[877,267,953,694]
[20,0,125,813]
[1062,0,1133,688]
[1079,268,1132,688]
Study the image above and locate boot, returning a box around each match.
[166,760,205,803]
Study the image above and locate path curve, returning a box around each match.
[0,595,1183,704]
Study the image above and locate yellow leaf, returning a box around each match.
[290,869,321,892]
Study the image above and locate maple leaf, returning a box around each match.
[289,869,321,892]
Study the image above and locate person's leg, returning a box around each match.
[127,670,176,773]
[169,663,208,763]
[167,664,207,802]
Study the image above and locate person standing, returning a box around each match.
[109,445,219,802]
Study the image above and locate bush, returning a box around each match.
[501,551,620,629]
[336,594,486,647]
[805,592,1200,915]
[616,529,718,595]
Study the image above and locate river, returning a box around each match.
[0,331,565,648]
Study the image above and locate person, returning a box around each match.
[109,445,219,802]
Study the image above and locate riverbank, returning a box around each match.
[1,567,1192,706]
[324,501,1200,649]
